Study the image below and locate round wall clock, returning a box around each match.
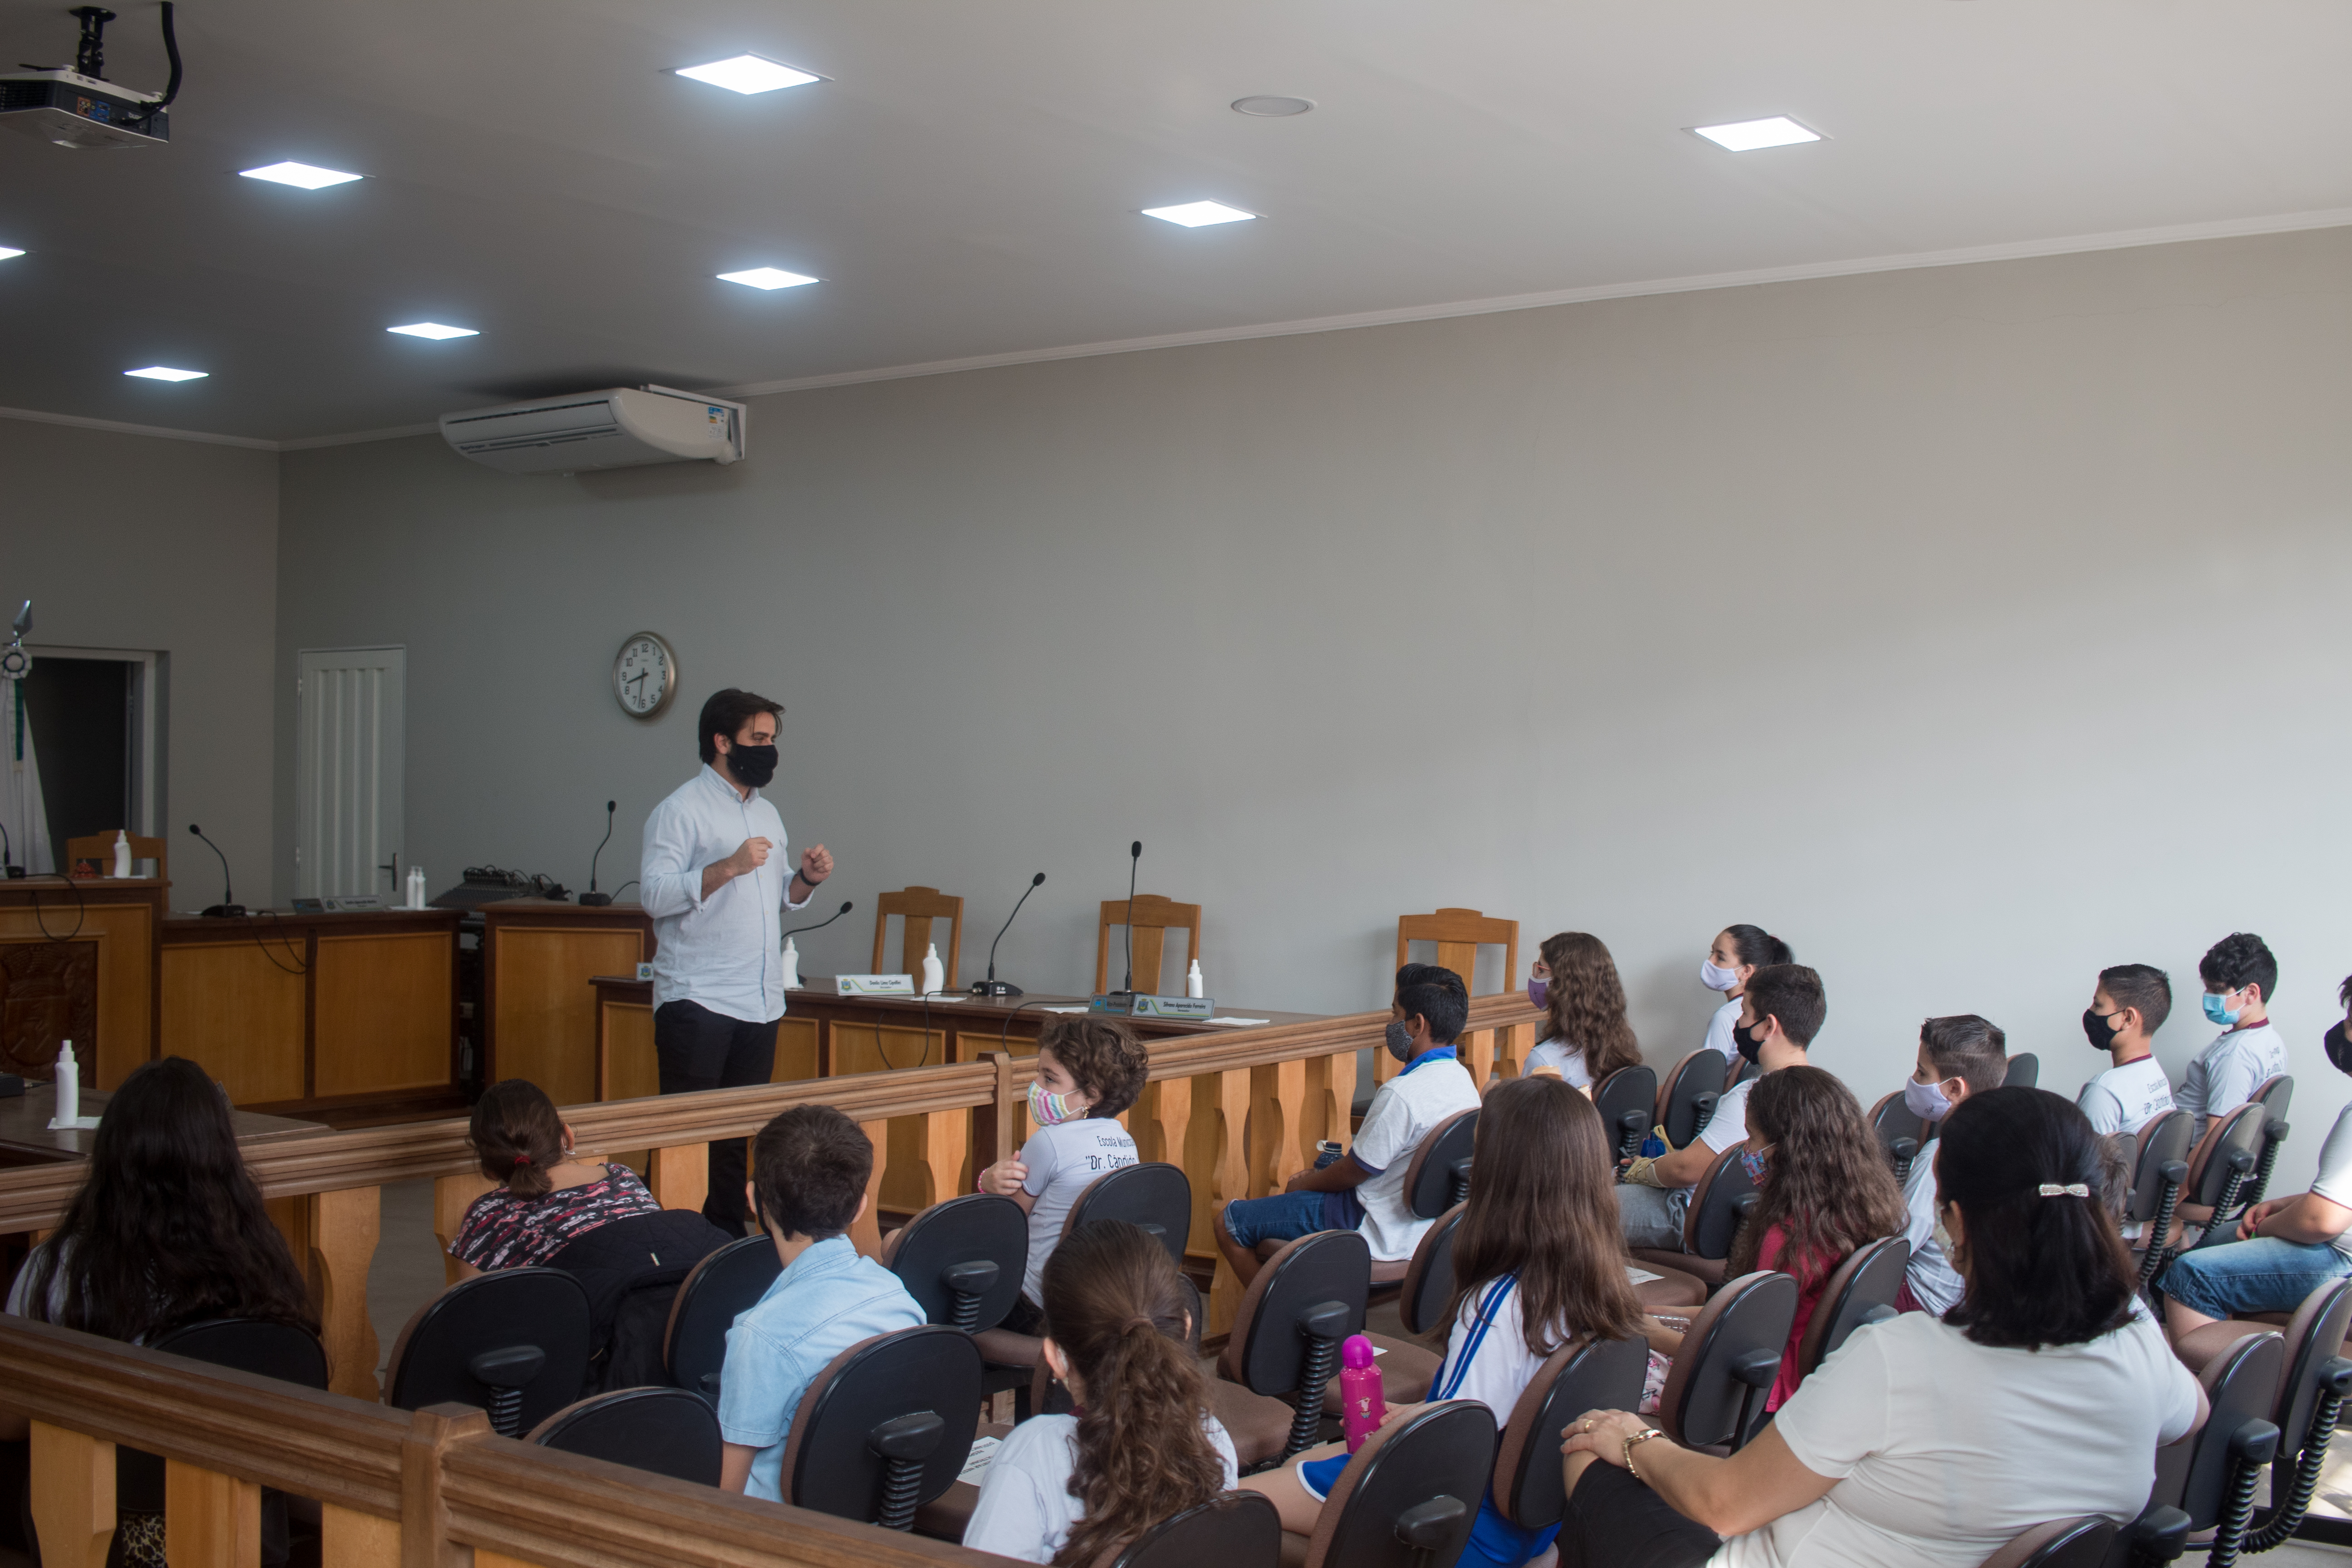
[613,631,678,719]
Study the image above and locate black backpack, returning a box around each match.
[545,1208,736,1392]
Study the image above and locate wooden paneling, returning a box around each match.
[493,928,642,1104]
[0,891,159,1090]
[161,940,306,1105]
[314,931,453,1097]
[600,1001,659,1101]
[774,1015,820,1083]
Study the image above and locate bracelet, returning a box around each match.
[1622,1428,1666,1481]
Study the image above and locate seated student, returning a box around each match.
[1892,1014,2007,1316]
[1241,1074,1646,1567]
[1639,1066,1905,1412]
[448,1078,666,1278]
[1553,1088,2200,1568]
[3,1058,316,1568]
[1617,964,1823,1252]
[1698,925,1793,1060]
[963,1220,1236,1563]
[1525,931,1644,1089]
[2177,931,2288,1142]
[1216,964,1480,1287]
[718,1105,924,1500]
[2157,975,2352,1343]
[977,1016,1148,1333]
[2077,965,2177,1137]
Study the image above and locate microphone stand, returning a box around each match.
[782,899,854,940]
[188,823,245,918]
[974,872,1045,997]
[1107,840,1141,1000]
[579,800,617,905]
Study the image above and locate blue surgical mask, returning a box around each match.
[2203,991,2242,1028]
[1903,1076,1954,1122]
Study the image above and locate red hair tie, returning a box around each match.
[512,1154,532,1166]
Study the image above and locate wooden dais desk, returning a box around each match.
[481,900,655,1107]
[0,877,165,1093]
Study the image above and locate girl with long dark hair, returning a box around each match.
[1526,931,1644,1088]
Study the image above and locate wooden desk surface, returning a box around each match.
[162,907,463,936]
[0,1082,319,1163]
[588,975,1322,1033]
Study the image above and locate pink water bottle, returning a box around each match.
[1338,1333,1386,1451]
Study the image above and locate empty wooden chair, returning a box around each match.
[1096,894,1202,996]
[872,885,964,990]
[64,828,166,879]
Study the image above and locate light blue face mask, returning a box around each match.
[2202,991,2243,1028]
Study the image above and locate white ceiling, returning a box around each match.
[2,0,2348,445]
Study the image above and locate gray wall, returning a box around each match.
[274,225,2352,1177]
[0,419,280,907]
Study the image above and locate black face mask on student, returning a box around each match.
[1734,1020,1763,1064]
[2082,1008,2122,1052]
[2326,1020,2352,1076]
[725,743,778,788]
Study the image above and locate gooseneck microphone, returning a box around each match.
[1111,839,1142,999]
[974,872,1046,998]
[188,823,245,918]
[579,800,617,906]
[782,899,853,940]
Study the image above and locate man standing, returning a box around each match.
[642,688,834,1230]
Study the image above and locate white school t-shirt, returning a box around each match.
[2076,1057,2177,1137]
[1712,1310,2198,1568]
[1017,1117,1139,1304]
[2304,1103,2352,1259]
[1696,1074,1758,1156]
[962,1411,1239,1563]
[1901,1146,1964,1317]
[1351,1052,1481,1261]
[2176,1020,2288,1141]
[1524,1037,1596,1089]
[1703,998,1743,1060]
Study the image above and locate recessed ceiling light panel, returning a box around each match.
[676,55,822,94]
[124,366,206,381]
[1142,201,1257,228]
[717,267,819,289]
[387,322,479,339]
[0,246,23,260]
[239,161,363,189]
[1231,96,1314,118]
[1690,116,1822,152]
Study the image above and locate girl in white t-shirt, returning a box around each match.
[1553,1086,2200,1568]
[962,1220,1237,1565]
[1524,931,1644,1090]
[1697,925,1793,1060]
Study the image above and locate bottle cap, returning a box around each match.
[1342,1333,1375,1369]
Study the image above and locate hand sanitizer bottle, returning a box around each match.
[921,942,945,995]
[112,831,132,879]
[781,936,801,990]
[54,1039,79,1125]
[1339,1334,1386,1451]
[1186,960,1205,999]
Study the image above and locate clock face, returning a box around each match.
[613,632,676,718]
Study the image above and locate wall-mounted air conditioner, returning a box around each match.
[439,385,745,475]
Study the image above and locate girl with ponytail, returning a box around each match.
[962,1220,1236,1565]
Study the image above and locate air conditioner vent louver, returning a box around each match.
[438,387,744,474]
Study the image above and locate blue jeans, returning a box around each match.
[2161,1236,2352,1321]
[1219,1190,1335,1250]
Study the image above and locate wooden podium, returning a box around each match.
[0,877,164,1091]
[482,900,655,1106]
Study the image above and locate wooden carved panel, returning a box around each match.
[0,941,98,1083]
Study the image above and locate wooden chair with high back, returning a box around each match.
[871,886,964,991]
[1094,894,1201,997]
[64,829,166,881]
[1392,909,1519,1088]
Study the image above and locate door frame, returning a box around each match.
[22,643,166,842]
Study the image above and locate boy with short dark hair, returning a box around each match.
[717,1105,923,1499]
[2179,933,2288,1142]
[2078,964,2176,1137]
[1214,964,1478,1287]
[1896,1014,2009,1315]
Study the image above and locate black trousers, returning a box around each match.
[1553,1461,1721,1568]
[654,999,779,1230]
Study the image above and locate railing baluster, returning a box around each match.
[165,1456,261,1567]
[29,1420,114,1568]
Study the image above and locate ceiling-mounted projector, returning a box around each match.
[0,4,180,149]
[440,386,747,475]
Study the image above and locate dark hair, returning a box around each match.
[2199,932,2278,1006]
[1936,1088,2136,1349]
[1722,924,1793,970]
[2098,965,2171,1035]
[1395,962,1470,1045]
[1443,1076,1644,1356]
[750,1105,872,1240]
[1744,964,1825,1048]
[696,687,784,765]
[1920,1015,2008,1096]
[1537,932,1642,1083]
[1038,1016,1148,1119]
[26,1058,315,1344]
[1728,1066,1906,1279]
[1041,1221,1227,1568]
[469,1079,566,1198]
[2338,973,2352,1011]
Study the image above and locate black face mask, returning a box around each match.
[2327,1020,2352,1076]
[1734,1019,1763,1064]
[2082,1008,2122,1052]
[725,743,778,788]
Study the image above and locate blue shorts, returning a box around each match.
[2161,1236,2352,1321]
[1221,1189,1355,1249]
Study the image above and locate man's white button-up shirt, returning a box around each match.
[640,764,812,1023]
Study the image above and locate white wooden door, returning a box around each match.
[296,647,405,899]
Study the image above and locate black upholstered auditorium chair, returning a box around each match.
[1650,1270,1798,1455]
[1629,1142,1759,1290]
[1656,1049,1728,1152]
[2237,1075,2294,1210]
[779,1325,981,1530]
[2172,1102,2269,1249]
[1727,1054,1761,1092]
[2121,1109,2194,1293]
[526,1385,724,1486]
[1591,1064,1659,1164]
[1974,1517,2117,1568]
[1289,1401,1496,1568]
[1393,1204,1465,1338]
[662,1232,782,1405]
[882,1192,1027,1333]
[2141,1328,2282,1568]
[1792,1235,1908,1381]
[2166,1277,2352,1554]
[1486,1334,1647,1540]
[2003,1053,2040,1090]
[1107,1492,1283,1568]
[386,1268,592,1437]
[1867,1091,1927,1184]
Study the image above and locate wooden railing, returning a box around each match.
[0,996,1541,1396]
